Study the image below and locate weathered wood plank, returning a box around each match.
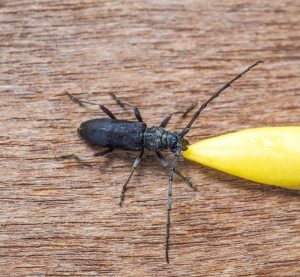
[1,0,299,276]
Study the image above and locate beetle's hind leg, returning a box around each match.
[119,149,144,207]
[160,101,197,128]
[58,154,92,167]
[59,148,113,163]
[156,151,197,191]
[110,93,144,122]
[94,148,114,157]
[60,154,82,162]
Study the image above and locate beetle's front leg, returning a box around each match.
[156,151,197,191]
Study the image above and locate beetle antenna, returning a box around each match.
[166,148,181,263]
[181,61,263,137]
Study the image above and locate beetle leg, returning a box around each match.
[59,154,82,161]
[93,148,114,157]
[133,107,143,122]
[58,154,92,167]
[65,91,117,119]
[156,151,197,191]
[119,149,144,207]
[64,91,99,106]
[110,92,131,109]
[110,92,144,122]
[160,101,197,128]
[99,105,117,119]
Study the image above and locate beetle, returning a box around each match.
[63,61,262,263]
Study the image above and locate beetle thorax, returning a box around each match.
[143,127,188,152]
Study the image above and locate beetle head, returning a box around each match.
[169,132,189,152]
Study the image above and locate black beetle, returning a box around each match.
[63,61,262,263]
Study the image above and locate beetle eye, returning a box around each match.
[182,139,189,151]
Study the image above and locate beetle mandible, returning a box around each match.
[63,61,262,263]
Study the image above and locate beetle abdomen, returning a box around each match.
[78,118,146,151]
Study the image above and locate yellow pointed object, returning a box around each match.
[183,127,300,190]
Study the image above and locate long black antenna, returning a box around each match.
[166,148,181,263]
[181,61,263,137]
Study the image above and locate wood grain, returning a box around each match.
[1,0,300,276]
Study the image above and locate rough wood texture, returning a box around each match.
[1,1,300,276]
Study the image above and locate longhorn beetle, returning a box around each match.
[63,61,263,263]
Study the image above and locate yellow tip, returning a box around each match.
[183,126,300,190]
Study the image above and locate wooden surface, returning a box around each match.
[1,1,300,276]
